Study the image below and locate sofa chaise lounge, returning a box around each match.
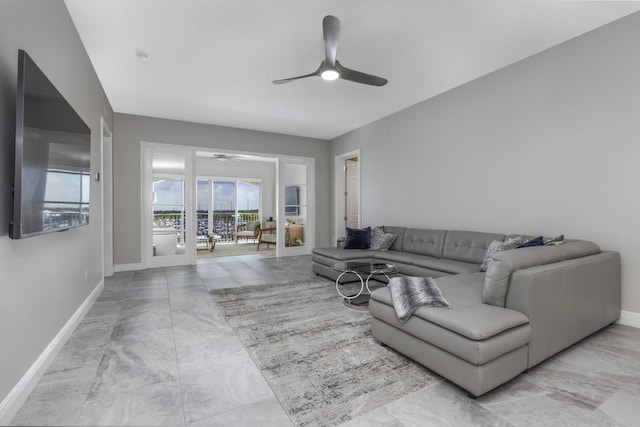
[311,227,620,397]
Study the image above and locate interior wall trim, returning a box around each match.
[618,310,640,329]
[0,280,104,425]
[114,263,145,272]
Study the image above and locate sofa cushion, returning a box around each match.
[482,241,601,307]
[401,228,447,258]
[370,272,530,344]
[411,257,480,275]
[369,296,531,365]
[382,226,406,251]
[518,236,544,248]
[344,227,371,249]
[373,250,430,265]
[311,247,371,263]
[480,237,524,271]
[443,230,506,264]
[369,226,398,251]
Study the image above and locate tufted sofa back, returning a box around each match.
[401,228,448,258]
[443,230,505,264]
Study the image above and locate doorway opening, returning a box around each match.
[334,149,361,242]
[141,143,315,268]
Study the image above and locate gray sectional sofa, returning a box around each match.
[311,227,621,397]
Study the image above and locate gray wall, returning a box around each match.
[332,12,640,315]
[0,0,112,404]
[113,113,331,266]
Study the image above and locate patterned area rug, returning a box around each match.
[210,279,440,426]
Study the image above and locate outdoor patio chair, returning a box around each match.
[236,220,261,243]
[257,226,277,250]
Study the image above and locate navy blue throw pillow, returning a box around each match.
[344,227,371,249]
[518,236,544,248]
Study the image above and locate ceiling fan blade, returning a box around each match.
[323,15,340,65]
[272,70,320,84]
[335,61,388,87]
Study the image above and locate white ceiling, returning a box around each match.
[64,0,640,140]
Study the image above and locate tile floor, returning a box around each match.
[11,254,640,426]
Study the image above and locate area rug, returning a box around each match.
[209,279,441,426]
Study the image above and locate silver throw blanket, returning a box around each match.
[388,276,451,323]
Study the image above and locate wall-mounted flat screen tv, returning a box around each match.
[10,50,91,239]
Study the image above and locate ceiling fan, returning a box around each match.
[273,15,388,87]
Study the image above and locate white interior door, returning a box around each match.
[143,144,195,268]
[345,158,359,229]
[334,149,361,242]
[279,157,314,256]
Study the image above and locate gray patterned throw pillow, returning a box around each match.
[369,226,398,251]
[480,237,523,272]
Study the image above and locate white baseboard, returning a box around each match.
[0,280,104,426]
[114,262,144,272]
[617,310,640,329]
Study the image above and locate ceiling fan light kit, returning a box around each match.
[321,68,339,81]
[273,15,388,87]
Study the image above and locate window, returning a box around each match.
[42,169,90,230]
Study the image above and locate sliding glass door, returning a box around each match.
[196,178,261,246]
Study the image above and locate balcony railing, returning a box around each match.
[153,210,260,244]
[198,210,259,243]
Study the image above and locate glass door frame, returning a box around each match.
[196,176,263,246]
[278,156,314,256]
[142,142,196,268]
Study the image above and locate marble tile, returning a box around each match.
[196,264,233,279]
[165,265,198,277]
[171,299,230,336]
[341,381,509,427]
[11,389,87,426]
[201,276,243,291]
[477,377,547,406]
[83,300,122,321]
[187,397,293,427]
[95,286,127,302]
[485,390,618,427]
[168,284,211,300]
[598,389,640,427]
[111,298,172,338]
[521,343,640,407]
[175,333,247,369]
[129,277,168,288]
[213,259,247,271]
[124,284,169,300]
[103,277,132,291]
[91,327,180,395]
[167,276,205,288]
[132,269,166,280]
[78,381,184,427]
[179,356,275,425]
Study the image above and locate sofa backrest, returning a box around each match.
[401,228,447,258]
[382,226,407,252]
[443,230,506,264]
[483,240,601,307]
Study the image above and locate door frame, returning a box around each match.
[278,155,315,257]
[334,149,361,244]
[101,118,114,277]
[141,142,196,268]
